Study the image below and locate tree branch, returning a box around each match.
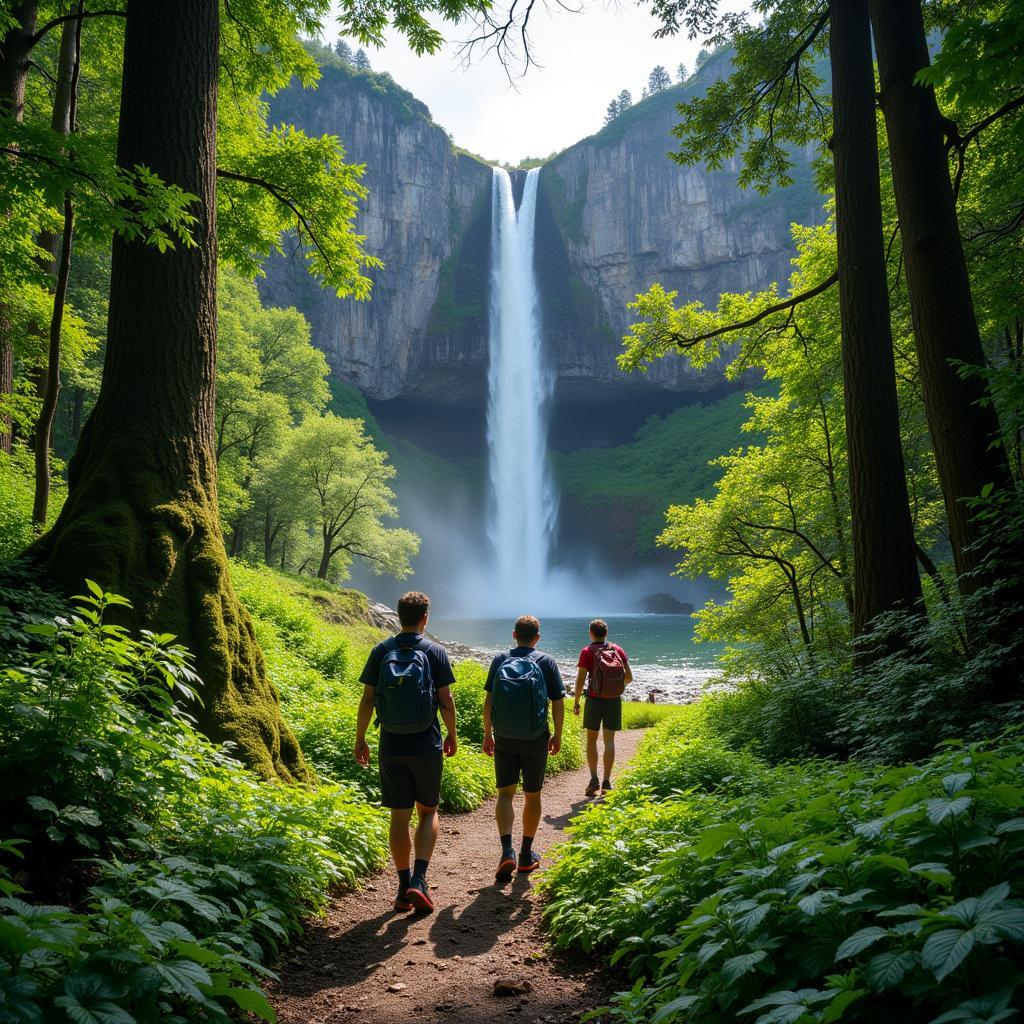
[668,269,838,350]
[215,167,337,278]
[30,8,125,47]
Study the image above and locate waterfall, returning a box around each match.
[485,167,558,611]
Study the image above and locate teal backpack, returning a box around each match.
[492,653,549,741]
[375,639,437,734]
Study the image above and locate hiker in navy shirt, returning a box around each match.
[482,615,565,882]
[354,591,457,915]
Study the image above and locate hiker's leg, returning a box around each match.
[496,784,516,838]
[522,789,541,838]
[602,727,616,782]
[413,802,439,864]
[586,728,599,778]
[389,807,414,870]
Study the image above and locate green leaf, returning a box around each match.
[922,928,976,981]
[929,988,1016,1024]
[835,927,888,960]
[911,862,954,887]
[650,994,700,1022]
[863,854,909,875]
[865,951,917,990]
[926,797,973,826]
[721,950,768,983]
[155,959,212,1002]
[942,773,972,797]
[26,795,59,816]
[225,987,277,1022]
[822,988,865,1023]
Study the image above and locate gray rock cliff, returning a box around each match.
[259,61,493,402]
[261,52,824,412]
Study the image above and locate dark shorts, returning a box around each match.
[379,752,443,809]
[494,733,549,793]
[583,696,622,732]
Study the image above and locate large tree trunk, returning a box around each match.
[829,0,923,640]
[869,0,1018,592]
[33,11,81,527]
[0,1,39,454]
[29,0,308,784]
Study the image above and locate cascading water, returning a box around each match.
[485,167,558,611]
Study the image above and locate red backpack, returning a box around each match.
[588,642,626,698]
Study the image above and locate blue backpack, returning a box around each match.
[375,639,437,734]
[492,653,549,741]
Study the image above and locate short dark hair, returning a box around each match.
[589,619,608,640]
[397,591,430,628]
[514,615,540,642]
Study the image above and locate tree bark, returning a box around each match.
[33,10,81,528]
[829,0,924,640]
[0,0,39,454]
[28,0,308,784]
[869,0,1018,592]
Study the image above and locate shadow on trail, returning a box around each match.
[429,872,533,957]
[273,908,417,998]
[543,796,594,830]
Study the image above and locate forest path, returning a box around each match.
[269,730,644,1024]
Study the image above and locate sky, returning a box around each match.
[326,1,748,165]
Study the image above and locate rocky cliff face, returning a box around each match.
[538,65,822,396]
[262,53,823,420]
[259,62,493,403]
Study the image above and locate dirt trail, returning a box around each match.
[269,730,644,1024]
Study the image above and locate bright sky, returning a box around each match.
[326,2,748,164]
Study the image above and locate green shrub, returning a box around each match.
[440,745,495,812]
[0,584,388,1024]
[621,701,688,730]
[452,661,489,744]
[563,735,1024,1024]
[542,797,710,951]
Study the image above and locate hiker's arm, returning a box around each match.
[624,662,633,684]
[550,698,564,754]
[482,692,494,756]
[353,685,375,766]
[438,686,458,757]
[573,668,587,714]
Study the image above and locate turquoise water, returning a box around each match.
[430,614,720,703]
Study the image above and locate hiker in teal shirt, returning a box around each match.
[482,614,565,882]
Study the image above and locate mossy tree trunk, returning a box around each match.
[29,0,309,784]
[830,0,923,643]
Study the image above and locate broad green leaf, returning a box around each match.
[865,951,917,990]
[926,797,973,826]
[721,950,768,983]
[942,773,972,797]
[651,994,700,1022]
[226,987,277,1022]
[921,928,976,981]
[835,927,888,960]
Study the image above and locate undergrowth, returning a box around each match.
[542,712,1024,1024]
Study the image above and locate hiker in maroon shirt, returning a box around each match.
[573,619,632,796]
